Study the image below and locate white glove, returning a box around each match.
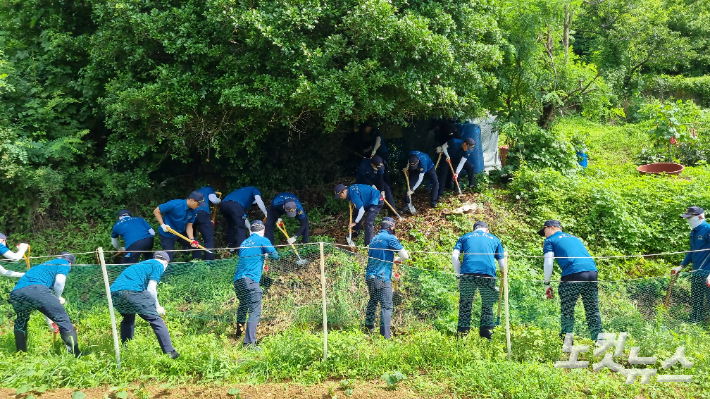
[380,191,385,198]
[371,185,377,190]
[245,219,251,230]
[58,297,66,305]
[407,190,414,196]
[277,218,283,225]
[119,247,126,252]
[436,146,443,153]
[287,237,296,245]
[706,274,710,288]
[17,243,29,253]
[161,224,171,233]
[157,306,166,316]
[671,265,683,275]
[544,284,554,299]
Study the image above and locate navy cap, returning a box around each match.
[154,251,170,261]
[408,154,420,170]
[251,220,265,232]
[284,200,298,217]
[0,233,6,240]
[117,209,132,218]
[537,220,562,236]
[681,206,705,218]
[334,184,347,199]
[381,217,396,230]
[188,191,205,203]
[473,221,489,230]
[58,252,76,265]
[464,138,475,147]
[371,155,383,167]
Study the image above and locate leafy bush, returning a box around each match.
[499,122,579,172]
[645,75,710,107]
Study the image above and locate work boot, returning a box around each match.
[59,329,85,358]
[456,326,470,339]
[364,325,375,335]
[430,201,437,208]
[168,350,180,359]
[14,330,27,352]
[379,325,391,339]
[479,326,493,341]
[242,343,263,351]
[235,322,245,339]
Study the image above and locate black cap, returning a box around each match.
[334,184,347,199]
[117,209,132,218]
[284,200,298,217]
[251,220,265,232]
[473,221,489,230]
[154,251,170,261]
[381,217,396,230]
[463,138,475,147]
[537,220,562,236]
[58,252,76,265]
[681,206,705,218]
[408,154,420,170]
[371,155,383,167]
[188,191,205,203]
[0,233,6,240]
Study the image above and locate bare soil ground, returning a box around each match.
[0,380,443,399]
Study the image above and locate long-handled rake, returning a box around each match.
[164,226,213,254]
[446,158,463,195]
[664,273,678,308]
[347,204,356,248]
[402,169,416,214]
[276,220,308,265]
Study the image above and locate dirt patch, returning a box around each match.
[0,380,438,399]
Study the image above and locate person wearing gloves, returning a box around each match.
[539,220,603,341]
[111,210,155,264]
[110,251,179,359]
[334,184,384,246]
[355,155,395,214]
[192,186,221,260]
[451,221,506,340]
[364,217,408,339]
[671,206,710,323]
[9,252,87,356]
[264,192,309,245]
[437,137,475,197]
[404,151,439,208]
[233,221,279,349]
[220,187,269,251]
[153,192,203,262]
[0,233,28,278]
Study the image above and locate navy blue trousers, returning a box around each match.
[220,200,247,248]
[111,290,175,353]
[122,236,155,264]
[9,285,74,333]
[192,210,215,260]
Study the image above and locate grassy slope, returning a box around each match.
[2,117,710,398]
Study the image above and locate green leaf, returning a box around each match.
[37,385,48,393]
[16,385,30,395]
[72,391,87,399]
[116,391,128,399]
[228,388,240,396]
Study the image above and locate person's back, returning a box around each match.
[543,231,597,276]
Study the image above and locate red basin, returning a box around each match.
[637,163,684,175]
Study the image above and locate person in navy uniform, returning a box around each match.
[437,137,475,196]
[364,218,408,339]
[355,155,395,212]
[539,220,603,341]
[153,191,204,262]
[0,233,28,278]
[192,186,222,260]
[220,187,269,250]
[671,206,710,323]
[404,151,440,208]
[451,221,506,340]
[9,252,87,356]
[334,184,384,246]
[110,251,179,359]
[233,221,279,349]
[264,192,309,245]
[111,210,156,264]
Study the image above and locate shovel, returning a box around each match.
[402,168,416,214]
[446,158,462,195]
[435,152,442,170]
[164,226,213,254]
[276,220,308,265]
[392,262,403,306]
[496,270,505,326]
[211,191,222,225]
[347,204,356,248]
[23,245,31,270]
[383,198,402,221]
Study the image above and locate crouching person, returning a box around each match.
[233,221,279,349]
[365,217,408,339]
[110,251,179,359]
[9,252,86,356]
